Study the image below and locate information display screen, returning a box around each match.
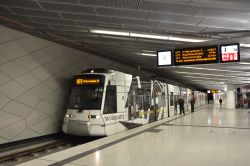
[220,44,240,63]
[174,46,219,66]
[157,50,172,66]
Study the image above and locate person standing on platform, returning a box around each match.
[243,97,248,109]
[178,96,185,115]
[219,98,223,106]
[190,95,195,112]
[174,97,178,115]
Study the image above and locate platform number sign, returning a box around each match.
[220,44,240,63]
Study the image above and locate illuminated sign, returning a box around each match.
[157,50,172,66]
[208,89,220,94]
[220,44,240,63]
[174,46,218,66]
[211,89,218,94]
[76,79,100,85]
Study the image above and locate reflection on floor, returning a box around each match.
[18,105,250,166]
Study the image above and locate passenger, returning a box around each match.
[243,97,248,109]
[219,98,223,106]
[178,97,185,115]
[174,97,178,115]
[190,95,195,112]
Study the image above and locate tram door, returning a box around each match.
[128,88,143,121]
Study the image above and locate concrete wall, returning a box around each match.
[0,25,149,144]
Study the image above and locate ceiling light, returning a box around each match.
[182,75,227,81]
[143,50,155,53]
[130,33,169,40]
[239,62,250,65]
[240,43,250,47]
[174,71,237,78]
[140,53,157,56]
[169,36,207,42]
[90,29,129,36]
[91,29,208,43]
[178,66,245,73]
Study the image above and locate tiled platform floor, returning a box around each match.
[18,105,250,166]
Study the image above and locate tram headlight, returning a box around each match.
[65,114,72,118]
[88,115,100,119]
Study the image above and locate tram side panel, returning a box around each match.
[168,84,180,116]
[187,89,192,112]
[102,72,132,135]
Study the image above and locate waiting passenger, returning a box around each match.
[174,97,178,115]
[178,97,185,115]
[219,99,223,106]
[243,97,248,109]
[190,95,195,112]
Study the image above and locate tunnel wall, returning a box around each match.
[0,25,150,144]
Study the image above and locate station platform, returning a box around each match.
[17,105,250,166]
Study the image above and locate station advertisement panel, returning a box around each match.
[220,44,240,63]
[174,46,219,66]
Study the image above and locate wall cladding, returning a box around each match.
[0,25,148,144]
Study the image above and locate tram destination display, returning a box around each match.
[174,46,219,66]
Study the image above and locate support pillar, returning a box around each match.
[225,84,235,109]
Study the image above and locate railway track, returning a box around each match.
[0,135,102,165]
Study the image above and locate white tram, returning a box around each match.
[62,69,207,136]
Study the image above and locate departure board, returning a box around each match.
[174,46,219,66]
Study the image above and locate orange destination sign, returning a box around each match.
[174,46,218,66]
[76,79,100,85]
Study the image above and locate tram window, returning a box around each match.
[136,94,143,110]
[68,86,103,109]
[159,93,166,107]
[68,75,105,110]
[170,92,174,106]
[143,91,151,109]
[103,85,117,114]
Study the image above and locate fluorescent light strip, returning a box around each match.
[169,36,206,42]
[143,50,155,53]
[240,43,250,47]
[130,33,169,40]
[239,62,250,65]
[178,66,247,73]
[90,29,208,43]
[175,71,250,80]
[183,76,228,81]
[140,53,157,56]
[91,30,129,36]
[174,71,238,78]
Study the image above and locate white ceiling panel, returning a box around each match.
[139,1,199,16]
[190,0,250,11]
[96,8,149,20]
[10,8,61,19]
[195,7,250,21]
[140,0,192,5]
[39,0,79,5]
[199,18,250,30]
[110,17,157,28]
[61,13,110,23]
[149,13,203,25]
[79,0,140,10]
[40,2,95,15]
[157,22,206,33]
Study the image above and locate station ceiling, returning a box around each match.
[1,0,250,90]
